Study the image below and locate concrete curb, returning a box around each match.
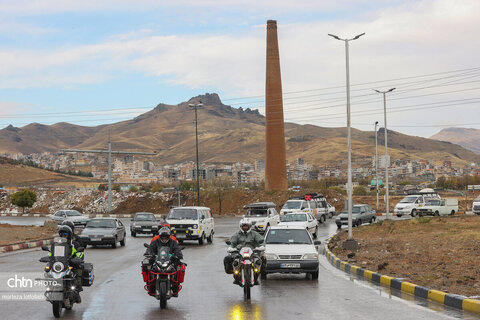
[0,238,54,254]
[324,235,480,315]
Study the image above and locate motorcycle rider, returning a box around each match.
[150,222,178,244]
[61,220,84,258]
[145,227,184,296]
[52,225,84,302]
[224,220,264,285]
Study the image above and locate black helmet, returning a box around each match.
[158,227,170,244]
[58,225,73,240]
[61,220,75,235]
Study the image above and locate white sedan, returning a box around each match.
[279,212,318,239]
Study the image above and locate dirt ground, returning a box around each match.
[0,223,57,246]
[329,215,480,297]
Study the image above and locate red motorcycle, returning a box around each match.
[141,243,186,309]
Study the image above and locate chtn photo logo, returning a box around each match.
[6,275,58,288]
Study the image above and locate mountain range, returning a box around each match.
[430,128,480,154]
[0,93,479,166]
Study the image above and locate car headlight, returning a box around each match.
[192,224,198,229]
[264,253,278,260]
[302,253,318,260]
[104,234,115,238]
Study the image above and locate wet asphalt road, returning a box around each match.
[0,217,477,319]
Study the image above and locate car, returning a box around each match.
[335,204,376,228]
[279,212,318,238]
[80,218,126,248]
[394,188,440,217]
[263,225,321,279]
[473,196,480,215]
[166,206,214,245]
[418,198,459,216]
[241,202,279,234]
[280,194,328,224]
[130,212,158,237]
[49,210,90,228]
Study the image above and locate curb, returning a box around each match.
[324,235,480,315]
[0,238,54,254]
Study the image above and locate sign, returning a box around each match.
[468,185,480,190]
[371,179,383,186]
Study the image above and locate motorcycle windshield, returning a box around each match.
[156,246,171,263]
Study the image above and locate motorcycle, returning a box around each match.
[142,243,186,309]
[39,237,94,318]
[226,241,264,300]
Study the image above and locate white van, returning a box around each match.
[418,198,459,216]
[280,194,329,223]
[394,189,440,217]
[166,206,214,245]
[473,196,480,215]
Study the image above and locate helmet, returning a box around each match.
[61,220,75,235]
[58,225,73,240]
[162,223,171,229]
[239,220,252,233]
[158,227,171,244]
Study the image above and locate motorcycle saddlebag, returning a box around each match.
[177,264,186,283]
[82,263,94,287]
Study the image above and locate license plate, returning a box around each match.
[91,238,101,241]
[176,234,186,239]
[281,263,301,268]
[142,229,150,232]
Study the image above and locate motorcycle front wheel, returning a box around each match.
[243,267,251,300]
[52,301,62,318]
[159,281,167,309]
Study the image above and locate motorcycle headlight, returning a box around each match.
[302,253,318,260]
[264,253,278,260]
[52,262,64,273]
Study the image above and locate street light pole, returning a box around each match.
[375,121,379,211]
[189,102,203,206]
[374,88,395,220]
[329,32,365,242]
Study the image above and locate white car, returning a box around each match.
[394,189,440,217]
[280,194,328,223]
[262,225,321,280]
[278,213,318,238]
[49,210,90,228]
[241,202,279,234]
[166,206,214,245]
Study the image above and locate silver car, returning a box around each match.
[130,212,158,237]
[335,204,376,228]
[80,218,126,248]
[49,210,90,228]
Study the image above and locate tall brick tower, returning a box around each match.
[265,20,287,191]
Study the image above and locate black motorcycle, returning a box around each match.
[226,242,264,300]
[39,237,94,318]
[142,243,186,309]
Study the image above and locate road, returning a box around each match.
[0,217,476,319]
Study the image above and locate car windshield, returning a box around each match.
[282,201,302,210]
[280,214,307,222]
[341,207,361,214]
[265,229,312,244]
[245,209,268,217]
[168,208,198,220]
[134,213,156,221]
[86,219,116,228]
[66,211,81,216]
[400,196,418,203]
[427,200,441,206]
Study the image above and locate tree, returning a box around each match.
[112,184,121,192]
[353,185,368,196]
[11,189,37,214]
[129,185,139,193]
[151,184,163,193]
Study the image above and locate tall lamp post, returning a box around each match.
[374,121,379,211]
[328,32,365,245]
[373,88,395,220]
[189,102,203,206]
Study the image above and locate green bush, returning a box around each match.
[329,186,346,195]
[353,185,368,196]
[11,189,37,213]
[418,217,432,224]
[129,186,139,193]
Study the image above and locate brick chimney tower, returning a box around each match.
[265,20,287,191]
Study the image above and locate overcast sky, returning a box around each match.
[0,0,479,138]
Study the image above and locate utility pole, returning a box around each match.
[328,32,365,247]
[375,121,379,211]
[189,102,203,206]
[374,87,395,220]
[61,143,156,212]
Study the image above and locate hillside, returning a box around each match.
[0,93,479,166]
[430,127,480,154]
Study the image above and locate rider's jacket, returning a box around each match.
[146,238,183,260]
[229,230,264,250]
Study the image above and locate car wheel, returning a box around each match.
[336,224,342,229]
[198,233,205,245]
[396,214,402,218]
[356,220,361,227]
[370,217,375,224]
[112,238,117,249]
[411,209,417,217]
[313,226,318,239]
[131,231,136,237]
[120,235,126,246]
[434,211,439,217]
[207,231,213,243]
[311,271,319,280]
[451,210,455,215]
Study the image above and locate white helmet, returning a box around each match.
[239,220,252,233]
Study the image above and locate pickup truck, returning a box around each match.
[418,198,458,217]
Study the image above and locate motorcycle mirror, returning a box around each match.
[143,243,149,248]
[225,240,231,245]
[41,246,50,251]
[314,240,322,246]
[39,256,50,263]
